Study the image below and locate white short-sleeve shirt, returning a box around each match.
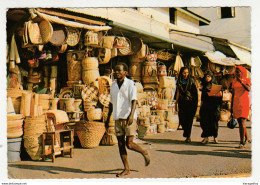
[110,77,137,120]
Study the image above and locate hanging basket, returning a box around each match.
[99,36,115,49]
[66,27,81,46]
[98,48,111,64]
[76,121,106,148]
[118,38,132,55]
[49,24,68,46]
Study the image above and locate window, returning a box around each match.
[218,7,235,19]
[129,7,138,11]
[169,8,177,24]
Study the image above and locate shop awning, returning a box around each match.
[32,9,112,31]
[169,30,215,52]
[109,21,208,54]
[229,43,251,66]
[205,51,242,66]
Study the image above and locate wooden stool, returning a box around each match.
[42,129,74,162]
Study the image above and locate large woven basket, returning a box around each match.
[23,115,47,160]
[76,121,105,148]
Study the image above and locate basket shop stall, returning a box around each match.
[6,8,115,163]
[6,9,209,160]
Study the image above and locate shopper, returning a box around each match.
[175,67,198,143]
[106,62,150,177]
[231,66,251,148]
[199,71,222,144]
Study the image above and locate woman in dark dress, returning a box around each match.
[199,71,222,144]
[175,67,198,143]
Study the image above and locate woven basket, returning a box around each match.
[86,108,102,121]
[99,94,111,107]
[157,124,166,133]
[73,84,85,99]
[49,24,68,46]
[130,37,143,53]
[82,70,100,85]
[83,100,97,111]
[38,94,50,110]
[67,59,82,81]
[64,98,75,112]
[7,89,30,114]
[98,76,111,94]
[7,114,24,138]
[129,62,142,78]
[84,31,99,46]
[138,117,150,127]
[114,36,127,49]
[23,115,47,160]
[38,19,53,44]
[82,57,99,70]
[118,38,132,55]
[99,36,115,49]
[98,48,111,64]
[159,76,175,89]
[66,27,81,46]
[81,85,99,101]
[76,121,106,148]
[137,43,148,59]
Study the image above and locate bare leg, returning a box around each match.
[238,118,248,146]
[126,136,150,166]
[116,135,130,177]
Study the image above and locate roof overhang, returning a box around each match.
[109,21,208,54]
[176,8,211,26]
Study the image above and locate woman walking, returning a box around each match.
[231,66,251,148]
[175,67,198,143]
[200,71,222,144]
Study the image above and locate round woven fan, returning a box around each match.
[66,27,81,46]
[50,24,68,46]
[28,20,42,45]
[38,19,53,44]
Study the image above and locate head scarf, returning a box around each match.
[177,67,193,91]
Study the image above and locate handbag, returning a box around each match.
[227,116,237,129]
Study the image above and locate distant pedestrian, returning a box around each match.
[199,71,222,144]
[106,62,150,177]
[175,67,198,143]
[231,66,251,148]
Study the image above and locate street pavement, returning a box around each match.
[7,120,252,179]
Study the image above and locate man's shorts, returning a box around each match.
[115,119,137,136]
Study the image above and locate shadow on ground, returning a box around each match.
[157,148,251,159]
[8,164,138,176]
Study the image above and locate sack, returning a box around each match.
[227,117,237,129]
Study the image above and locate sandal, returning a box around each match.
[201,138,208,144]
[237,144,245,149]
[213,138,218,144]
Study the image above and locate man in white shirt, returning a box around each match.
[106,62,150,177]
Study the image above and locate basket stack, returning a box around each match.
[76,121,105,148]
[142,61,158,90]
[23,115,47,160]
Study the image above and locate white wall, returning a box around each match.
[189,7,251,48]
[66,8,201,38]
